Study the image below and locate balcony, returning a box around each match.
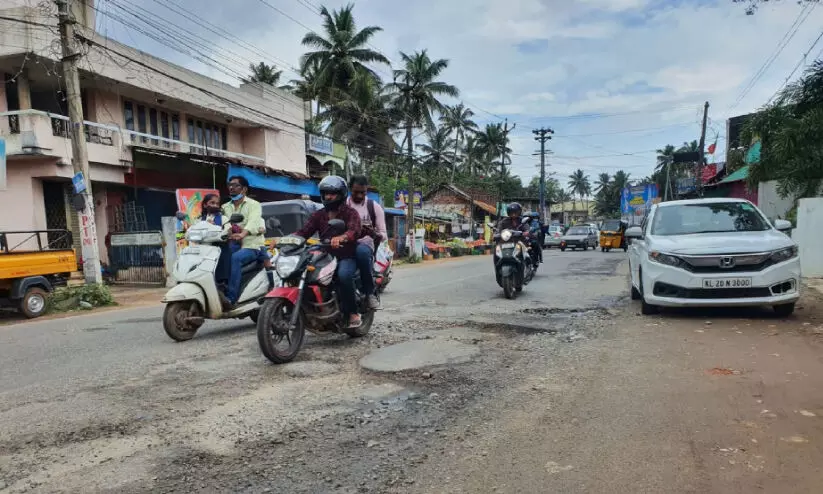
[0,109,265,167]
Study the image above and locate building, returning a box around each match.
[0,0,306,263]
[422,184,498,233]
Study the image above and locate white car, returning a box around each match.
[626,198,799,316]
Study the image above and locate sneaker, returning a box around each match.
[348,314,362,328]
[218,292,233,311]
[367,295,381,310]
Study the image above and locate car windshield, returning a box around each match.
[650,202,770,236]
[567,227,588,235]
[602,220,622,231]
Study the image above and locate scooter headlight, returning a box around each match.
[501,230,513,241]
[495,245,502,256]
[275,255,300,278]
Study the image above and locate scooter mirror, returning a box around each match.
[229,213,245,224]
[175,211,187,221]
[266,217,281,230]
[521,216,531,225]
[328,218,346,236]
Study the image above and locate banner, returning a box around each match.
[394,190,422,209]
[176,188,220,229]
[620,184,658,223]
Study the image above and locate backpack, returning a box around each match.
[365,199,383,249]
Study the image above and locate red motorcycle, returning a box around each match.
[256,219,375,364]
[373,243,393,293]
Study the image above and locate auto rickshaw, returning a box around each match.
[0,230,77,318]
[261,199,324,254]
[599,219,628,252]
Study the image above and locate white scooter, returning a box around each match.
[162,213,272,342]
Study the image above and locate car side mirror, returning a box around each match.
[175,211,187,221]
[774,219,792,231]
[328,218,346,236]
[229,213,245,224]
[625,226,644,239]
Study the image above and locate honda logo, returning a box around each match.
[719,257,736,268]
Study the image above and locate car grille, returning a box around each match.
[678,253,775,274]
[653,282,772,299]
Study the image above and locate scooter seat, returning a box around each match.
[240,260,264,275]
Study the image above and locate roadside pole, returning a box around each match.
[697,101,710,198]
[498,120,515,215]
[532,127,554,219]
[57,0,102,284]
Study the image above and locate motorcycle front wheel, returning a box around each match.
[502,275,516,299]
[257,298,306,364]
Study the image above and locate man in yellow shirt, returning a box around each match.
[222,175,265,308]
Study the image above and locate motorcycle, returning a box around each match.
[491,219,535,299]
[162,213,272,341]
[256,219,375,364]
[374,243,394,293]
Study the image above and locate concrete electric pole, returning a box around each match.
[532,127,554,219]
[497,119,515,215]
[697,101,710,198]
[57,0,102,284]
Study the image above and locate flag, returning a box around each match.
[707,140,717,154]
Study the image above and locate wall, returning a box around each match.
[226,126,244,155]
[795,197,823,278]
[264,128,306,175]
[0,161,49,234]
[241,127,265,158]
[758,180,794,221]
[87,89,123,127]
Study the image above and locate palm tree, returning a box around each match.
[594,172,612,195]
[679,140,699,153]
[461,135,481,176]
[300,4,390,106]
[568,169,591,219]
[386,49,458,249]
[612,170,631,192]
[283,59,322,118]
[475,122,510,176]
[417,125,456,185]
[655,144,676,171]
[440,103,478,182]
[317,74,397,168]
[242,62,283,86]
[556,189,573,218]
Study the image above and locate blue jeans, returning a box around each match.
[336,258,358,316]
[355,243,376,296]
[226,248,258,304]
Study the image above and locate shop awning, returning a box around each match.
[228,164,318,196]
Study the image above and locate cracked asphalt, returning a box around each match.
[2,249,823,493]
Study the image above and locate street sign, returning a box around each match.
[72,172,86,193]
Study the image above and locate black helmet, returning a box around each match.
[506,202,522,216]
[319,175,348,210]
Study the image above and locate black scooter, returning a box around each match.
[490,218,535,299]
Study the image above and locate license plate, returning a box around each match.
[501,242,515,248]
[703,278,752,289]
[185,247,200,255]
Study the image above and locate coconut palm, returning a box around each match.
[300,4,390,106]
[594,172,611,195]
[475,122,510,176]
[440,103,478,182]
[417,125,456,185]
[242,62,283,86]
[386,49,458,245]
[567,169,592,218]
[655,144,677,171]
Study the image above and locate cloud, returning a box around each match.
[105,0,823,185]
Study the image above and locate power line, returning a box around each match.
[766,27,823,104]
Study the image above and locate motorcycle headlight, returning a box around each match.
[501,230,512,241]
[770,245,798,263]
[648,251,684,268]
[275,255,300,278]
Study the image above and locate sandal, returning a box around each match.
[348,315,362,329]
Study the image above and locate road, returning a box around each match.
[1,249,823,493]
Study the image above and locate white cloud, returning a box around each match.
[114,0,823,184]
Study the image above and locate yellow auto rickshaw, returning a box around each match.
[599,219,628,252]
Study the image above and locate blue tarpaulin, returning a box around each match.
[228,165,318,196]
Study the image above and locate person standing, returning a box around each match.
[346,175,384,310]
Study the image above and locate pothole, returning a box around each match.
[521,307,608,317]
[465,321,559,335]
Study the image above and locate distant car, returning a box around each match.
[544,225,564,248]
[560,225,597,251]
[627,198,799,316]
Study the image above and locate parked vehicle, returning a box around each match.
[560,225,598,251]
[627,198,799,316]
[0,230,75,318]
[599,219,628,252]
[374,243,394,293]
[491,220,535,299]
[544,224,563,248]
[162,214,272,341]
[261,199,322,239]
[256,219,375,364]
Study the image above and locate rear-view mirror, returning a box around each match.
[625,226,643,239]
[229,213,245,224]
[328,218,346,236]
[266,217,281,230]
[774,219,792,231]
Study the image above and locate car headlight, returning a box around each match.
[501,230,512,241]
[275,255,300,278]
[770,246,798,263]
[648,251,684,268]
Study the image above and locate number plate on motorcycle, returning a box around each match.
[501,242,515,248]
[185,247,200,255]
[277,236,302,246]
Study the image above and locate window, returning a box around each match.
[136,105,147,143]
[187,118,195,147]
[185,118,229,153]
[196,121,204,149]
[124,102,134,132]
[160,111,170,147]
[221,128,227,150]
[149,108,159,145]
[650,202,770,236]
[171,115,180,141]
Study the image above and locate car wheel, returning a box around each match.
[773,302,795,318]
[639,270,659,315]
[583,244,588,251]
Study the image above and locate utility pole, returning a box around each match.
[697,101,710,198]
[57,0,102,284]
[497,119,515,215]
[532,127,554,220]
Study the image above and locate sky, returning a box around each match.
[97,0,823,186]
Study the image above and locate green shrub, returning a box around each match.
[48,284,116,313]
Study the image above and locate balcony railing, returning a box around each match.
[1,109,265,165]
